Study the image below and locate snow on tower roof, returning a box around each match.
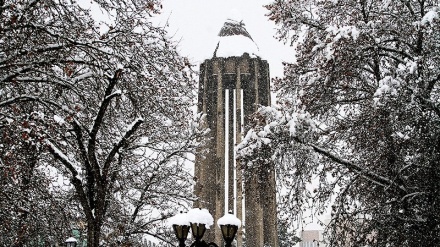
[218,19,253,41]
[214,10,259,58]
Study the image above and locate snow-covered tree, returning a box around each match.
[1,0,204,246]
[1,121,76,246]
[239,1,440,246]
[278,218,301,247]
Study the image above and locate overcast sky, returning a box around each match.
[153,0,294,78]
[152,0,325,233]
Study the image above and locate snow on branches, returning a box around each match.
[0,0,205,246]
[262,0,440,246]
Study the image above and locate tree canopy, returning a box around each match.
[239,1,440,246]
[1,0,203,246]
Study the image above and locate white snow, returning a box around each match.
[408,60,418,74]
[105,90,122,100]
[163,119,173,127]
[53,115,65,125]
[168,212,190,226]
[124,117,144,132]
[393,131,410,140]
[216,35,259,58]
[326,25,360,41]
[45,140,79,168]
[73,71,93,82]
[217,213,241,228]
[65,237,78,242]
[373,76,401,103]
[323,25,360,61]
[382,0,391,8]
[187,208,214,228]
[421,9,438,25]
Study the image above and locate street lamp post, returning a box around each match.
[173,224,190,247]
[188,222,218,247]
[65,237,77,247]
[217,213,241,247]
[219,224,238,247]
[169,209,241,247]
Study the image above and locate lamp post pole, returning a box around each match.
[172,224,190,247]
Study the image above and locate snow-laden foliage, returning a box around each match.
[239,1,440,246]
[1,120,75,246]
[0,0,205,246]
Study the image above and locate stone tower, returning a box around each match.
[194,18,278,247]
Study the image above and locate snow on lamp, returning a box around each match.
[187,208,214,242]
[217,212,241,247]
[65,237,77,247]
[168,212,191,247]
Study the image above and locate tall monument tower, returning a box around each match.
[194,17,278,247]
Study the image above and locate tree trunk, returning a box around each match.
[87,220,102,247]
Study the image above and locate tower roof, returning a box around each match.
[213,17,259,58]
[218,19,254,41]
